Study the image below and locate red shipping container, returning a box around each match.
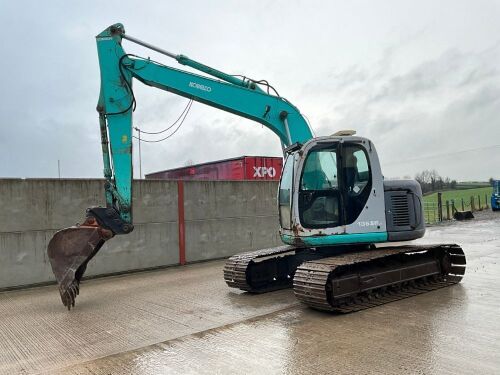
[145,156,283,181]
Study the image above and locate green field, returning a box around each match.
[422,186,492,223]
[423,187,493,205]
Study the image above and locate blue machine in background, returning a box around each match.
[492,180,500,211]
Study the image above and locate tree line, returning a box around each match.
[414,170,457,194]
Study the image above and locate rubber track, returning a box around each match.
[293,244,465,313]
[223,245,298,292]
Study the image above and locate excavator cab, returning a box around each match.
[279,136,387,247]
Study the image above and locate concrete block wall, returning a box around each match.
[183,181,281,262]
[0,179,281,289]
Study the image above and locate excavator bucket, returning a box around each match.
[47,216,113,310]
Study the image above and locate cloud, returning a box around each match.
[0,1,499,182]
[309,42,500,181]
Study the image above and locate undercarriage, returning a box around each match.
[224,244,465,313]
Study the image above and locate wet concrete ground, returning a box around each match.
[1,210,499,375]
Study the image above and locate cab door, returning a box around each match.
[298,143,341,229]
[297,141,373,230]
[341,143,373,225]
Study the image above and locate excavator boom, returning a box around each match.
[48,23,313,309]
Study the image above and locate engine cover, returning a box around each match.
[384,180,425,241]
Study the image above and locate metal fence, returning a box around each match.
[423,193,490,224]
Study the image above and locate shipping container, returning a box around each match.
[145,156,283,181]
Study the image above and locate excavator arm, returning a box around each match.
[96,23,313,226]
[47,23,313,309]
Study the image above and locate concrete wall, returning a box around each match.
[0,179,281,289]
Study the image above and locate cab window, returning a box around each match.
[343,145,372,224]
[279,154,294,229]
[299,145,340,228]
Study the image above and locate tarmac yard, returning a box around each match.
[1,211,499,375]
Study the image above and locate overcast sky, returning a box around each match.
[0,1,499,181]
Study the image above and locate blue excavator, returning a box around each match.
[492,180,500,211]
[48,24,466,311]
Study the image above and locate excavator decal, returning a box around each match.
[189,82,212,91]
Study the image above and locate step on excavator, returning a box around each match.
[48,24,466,311]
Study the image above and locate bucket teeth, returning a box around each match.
[47,216,113,310]
[60,280,80,310]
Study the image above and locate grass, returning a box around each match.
[422,186,492,223]
[423,186,493,205]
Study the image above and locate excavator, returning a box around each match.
[48,24,466,312]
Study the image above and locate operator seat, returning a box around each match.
[345,153,359,192]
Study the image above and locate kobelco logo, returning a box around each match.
[253,166,276,178]
[189,81,212,92]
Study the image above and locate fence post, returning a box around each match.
[478,194,481,210]
[461,198,465,211]
[446,200,450,220]
[470,196,474,211]
[437,193,443,222]
[485,194,489,209]
[451,199,456,214]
